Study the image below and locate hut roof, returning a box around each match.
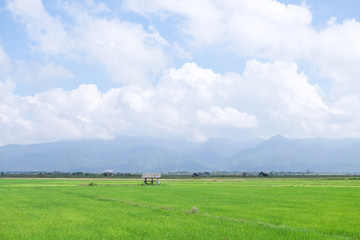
[142,173,161,178]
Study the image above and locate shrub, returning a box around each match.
[191,207,199,214]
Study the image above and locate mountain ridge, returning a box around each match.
[0,135,359,172]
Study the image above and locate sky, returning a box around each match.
[1,0,360,146]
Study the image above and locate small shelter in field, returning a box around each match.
[142,173,161,185]
[258,171,269,177]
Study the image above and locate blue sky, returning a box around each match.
[1,0,360,145]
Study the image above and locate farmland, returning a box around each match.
[0,177,359,239]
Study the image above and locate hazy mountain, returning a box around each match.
[0,135,359,172]
[227,135,360,172]
[0,137,217,172]
[181,138,262,169]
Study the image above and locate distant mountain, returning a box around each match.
[0,135,359,172]
[0,137,195,172]
[181,138,262,169]
[227,135,360,172]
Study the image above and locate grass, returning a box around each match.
[0,178,359,239]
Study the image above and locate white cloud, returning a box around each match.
[0,79,33,145]
[125,0,360,98]
[72,18,169,84]
[124,0,315,59]
[2,0,360,145]
[6,0,170,85]
[1,60,354,145]
[196,106,258,129]
[6,0,69,55]
[0,79,16,102]
[313,19,360,96]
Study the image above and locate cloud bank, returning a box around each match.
[1,0,360,145]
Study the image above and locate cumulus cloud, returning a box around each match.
[125,0,360,97]
[313,19,360,96]
[0,60,352,145]
[72,18,169,84]
[2,0,360,145]
[196,107,258,129]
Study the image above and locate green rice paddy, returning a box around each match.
[0,177,359,239]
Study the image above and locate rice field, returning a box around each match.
[0,177,359,239]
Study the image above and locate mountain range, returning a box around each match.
[1,135,359,172]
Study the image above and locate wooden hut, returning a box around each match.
[141,173,161,184]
